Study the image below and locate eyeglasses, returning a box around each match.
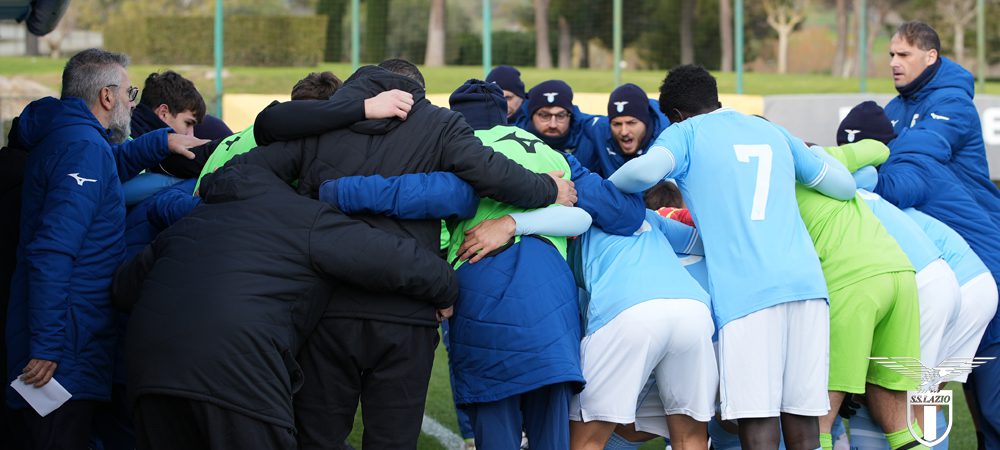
[106,84,139,102]
[534,111,571,123]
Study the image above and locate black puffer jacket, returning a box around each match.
[112,164,457,428]
[230,66,558,326]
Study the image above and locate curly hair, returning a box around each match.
[658,65,718,119]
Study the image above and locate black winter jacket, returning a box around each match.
[230,66,558,326]
[112,164,457,428]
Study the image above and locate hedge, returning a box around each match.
[106,16,328,67]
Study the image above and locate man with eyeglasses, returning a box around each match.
[514,79,597,158]
[4,48,201,450]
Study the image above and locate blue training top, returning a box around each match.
[570,209,710,335]
[610,108,833,327]
[905,207,989,285]
[856,189,942,272]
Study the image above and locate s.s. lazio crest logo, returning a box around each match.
[871,357,995,446]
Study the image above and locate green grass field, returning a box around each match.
[3,56,999,99]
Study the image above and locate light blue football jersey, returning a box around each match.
[905,208,989,285]
[649,108,829,327]
[570,209,711,336]
[856,189,942,272]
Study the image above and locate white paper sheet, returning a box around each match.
[10,376,72,417]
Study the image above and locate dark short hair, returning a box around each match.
[290,71,343,100]
[61,48,130,105]
[895,21,941,53]
[658,65,718,117]
[378,58,425,88]
[139,70,206,122]
[644,181,684,209]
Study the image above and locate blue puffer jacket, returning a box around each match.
[881,58,1000,345]
[575,99,671,178]
[448,236,584,404]
[6,97,168,408]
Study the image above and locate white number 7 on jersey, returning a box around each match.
[734,144,773,221]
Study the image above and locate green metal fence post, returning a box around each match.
[351,0,360,71]
[213,0,223,117]
[613,0,622,88]
[735,0,743,94]
[977,0,986,92]
[483,0,492,79]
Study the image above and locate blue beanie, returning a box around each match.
[608,83,652,130]
[837,101,897,145]
[449,79,508,131]
[486,65,526,99]
[528,80,574,116]
[194,114,234,140]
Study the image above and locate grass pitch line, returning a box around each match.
[422,414,465,450]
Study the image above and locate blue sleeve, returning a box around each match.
[566,154,645,235]
[509,206,592,236]
[569,117,604,175]
[798,145,857,200]
[148,179,201,230]
[24,142,109,362]
[650,212,704,255]
[608,146,677,193]
[110,129,171,181]
[608,124,689,193]
[874,152,936,209]
[122,172,183,207]
[320,172,478,220]
[853,166,879,191]
[907,96,980,162]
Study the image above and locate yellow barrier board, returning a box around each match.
[223,93,764,131]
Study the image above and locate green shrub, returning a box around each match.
[106,16,327,67]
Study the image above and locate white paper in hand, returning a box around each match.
[10,377,71,417]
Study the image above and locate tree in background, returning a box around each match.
[534,0,553,68]
[720,0,733,71]
[680,0,697,64]
[832,0,850,77]
[425,0,446,66]
[365,0,389,62]
[316,0,347,62]
[936,0,977,65]
[763,0,808,73]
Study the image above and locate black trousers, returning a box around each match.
[294,318,439,450]
[18,399,99,450]
[133,394,296,450]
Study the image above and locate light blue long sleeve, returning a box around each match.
[852,165,879,191]
[806,145,857,200]
[509,206,592,237]
[607,146,675,194]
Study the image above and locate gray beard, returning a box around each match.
[108,102,132,144]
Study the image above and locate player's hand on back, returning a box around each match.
[364,89,414,121]
[457,215,517,264]
[548,171,577,206]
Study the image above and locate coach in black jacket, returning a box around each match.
[229,60,574,449]
[112,164,458,450]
